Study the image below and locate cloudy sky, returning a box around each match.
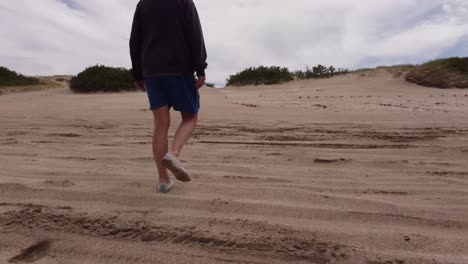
[0,0,467,85]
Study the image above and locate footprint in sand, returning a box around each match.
[130,157,154,162]
[32,141,56,144]
[61,156,96,161]
[1,140,19,145]
[314,158,350,163]
[47,133,81,138]
[96,143,121,147]
[42,180,75,187]
[8,240,52,263]
[7,131,27,136]
[123,182,143,188]
[266,152,283,156]
[362,190,409,195]
[223,175,291,183]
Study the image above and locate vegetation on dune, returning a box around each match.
[70,65,136,93]
[205,82,215,88]
[0,67,41,87]
[406,57,468,89]
[293,64,350,79]
[225,58,468,88]
[226,66,294,86]
[8,58,466,92]
[226,65,349,86]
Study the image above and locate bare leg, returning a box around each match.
[152,106,171,184]
[170,112,198,157]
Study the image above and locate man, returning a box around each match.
[130,0,207,193]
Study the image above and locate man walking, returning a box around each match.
[130,0,207,193]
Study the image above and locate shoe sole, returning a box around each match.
[162,158,192,182]
[157,183,174,194]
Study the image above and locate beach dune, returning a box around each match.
[1,71,467,264]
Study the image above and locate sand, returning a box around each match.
[1,71,467,264]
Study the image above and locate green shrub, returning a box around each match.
[0,67,40,87]
[206,82,215,88]
[406,57,468,88]
[70,65,136,93]
[293,65,349,79]
[226,66,294,86]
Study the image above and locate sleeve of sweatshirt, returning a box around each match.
[129,3,143,81]
[185,0,208,76]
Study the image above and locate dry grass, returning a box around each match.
[0,76,70,95]
[406,57,468,89]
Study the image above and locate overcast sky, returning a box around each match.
[0,0,467,85]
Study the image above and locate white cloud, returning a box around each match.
[0,0,467,85]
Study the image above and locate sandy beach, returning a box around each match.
[1,71,467,264]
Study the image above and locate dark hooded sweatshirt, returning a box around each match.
[129,0,207,81]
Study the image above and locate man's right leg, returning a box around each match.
[152,105,171,184]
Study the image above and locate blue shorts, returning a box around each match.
[145,75,200,113]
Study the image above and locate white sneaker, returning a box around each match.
[162,153,192,182]
[157,181,174,194]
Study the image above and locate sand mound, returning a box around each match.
[1,75,467,263]
[353,65,415,79]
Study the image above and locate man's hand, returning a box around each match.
[195,76,205,90]
[135,80,146,92]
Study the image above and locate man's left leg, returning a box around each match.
[169,111,198,157]
[162,76,199,182]
[161,111,197,183]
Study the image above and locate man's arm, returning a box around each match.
[185,0,208,78]
[130,3,144,90]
